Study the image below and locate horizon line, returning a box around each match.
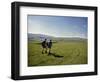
[28,33,87,39]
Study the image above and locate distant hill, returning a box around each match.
[28,33,54,41]
[28,33,87,42]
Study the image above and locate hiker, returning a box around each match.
[48,40,52,54]
[41,39,48,54]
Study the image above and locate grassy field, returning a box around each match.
[28,40,88,66]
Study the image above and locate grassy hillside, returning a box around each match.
[28,40,87,66]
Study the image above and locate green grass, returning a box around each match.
[28,40,88,66]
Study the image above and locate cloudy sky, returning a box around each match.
[27,15,88,38]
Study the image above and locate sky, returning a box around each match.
[27,15,88,38]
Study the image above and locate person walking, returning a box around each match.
[41,39,48,54]
[48,40,52,55]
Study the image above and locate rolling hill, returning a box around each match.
[28,33,87,42]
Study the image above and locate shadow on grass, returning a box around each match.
[48,53,64,58]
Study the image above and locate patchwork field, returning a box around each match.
[28,40,88,66]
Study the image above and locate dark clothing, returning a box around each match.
[48,42,52,48]
[42,41,47,48]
